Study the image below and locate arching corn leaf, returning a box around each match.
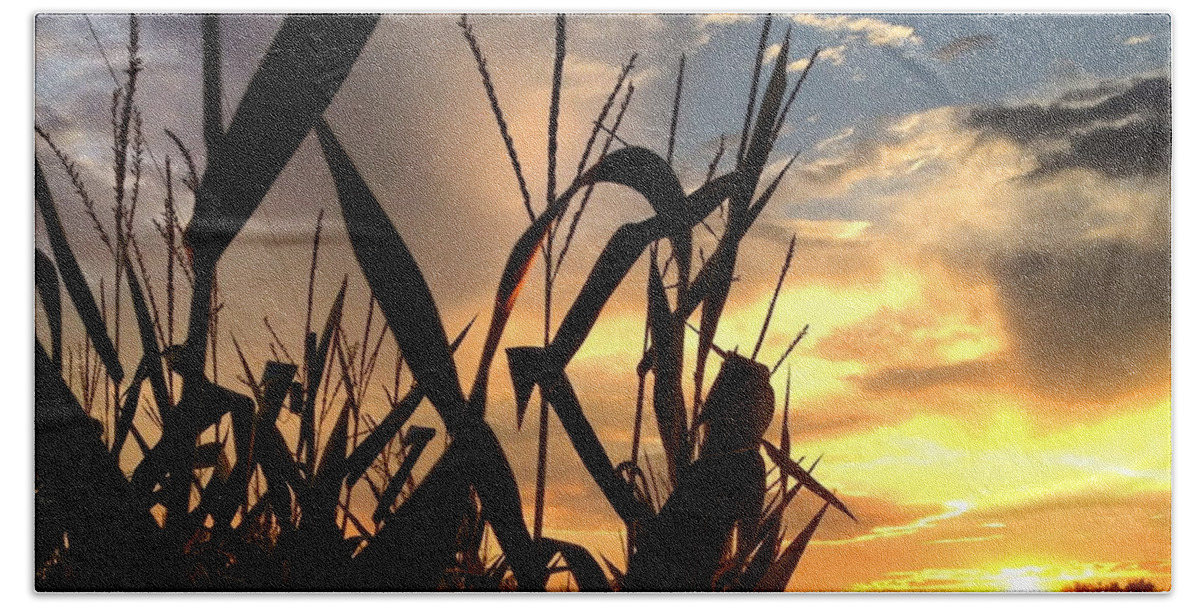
[542,537,612,591]
[506,347,651,525]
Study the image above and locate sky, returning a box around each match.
[34,12,1171,591]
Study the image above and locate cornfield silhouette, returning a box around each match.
[34,14,854,591]
[1063,579,1159,592]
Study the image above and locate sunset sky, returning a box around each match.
[34,13,1171,591]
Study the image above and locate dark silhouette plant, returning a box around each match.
[34,13,853,591]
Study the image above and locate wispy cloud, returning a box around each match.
[926,533,1003,545]
[819,44,847,66]
[1125,33,1154,45]
[934,34,995,61]
[792,14,922,47]
[697,13,754,26]
[766,42,847,69]
[817,500,971,546]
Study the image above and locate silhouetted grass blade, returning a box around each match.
[542,537,612,591]
[752,235,796,360]
[35,160,123,382]
[347,386,422,486]
[346,319,473,486]
[748,150,801,226]
[315,118,543,590]
[781,367,792,454]
[647,261,686,484]
[314,401,350,510]
[315,119,464,410]
[506,347,652,524]
[737,16,772,164]
[303,277,346,473]
[371,425,436,523]
[123,258,170,417]
[762,441,854,521]
[741,34,789,189]
[755,502,829,591]
[34,248,62,369]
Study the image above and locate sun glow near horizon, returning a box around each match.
[848,558,1170,592]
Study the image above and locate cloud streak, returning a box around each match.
[791,14,922,47]
[969,76,1171,179]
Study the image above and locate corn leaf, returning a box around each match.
[542,537,612,591]
[354,439,474,590]
[755,502,829,591]
[184,15,378,261]
[34,160,123,382]
[734,506,782,590]
[371,425,436,523]
[469,148,728,414]
[467,172,586,412]
[302,277,347,474]
[585,147,684,218]
[315,119,465,412]
[123,257,171,419]
[646,261,687,484]
[523,170,740,413]
[762,441,854,521]
[345,318,473,487]
[112,355,151,456]
[506,347,652,525]
[194,441,224,469]
[314,401,351,509]
[739,34,790,195]
[315,117,543,589]
[34,248,62,369]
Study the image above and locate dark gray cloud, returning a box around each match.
[991,240,1170,402]
[852,359,1000,394]
[933,34,995,62]
[968,76,1171,178]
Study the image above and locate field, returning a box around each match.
[34,13,1171,592]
